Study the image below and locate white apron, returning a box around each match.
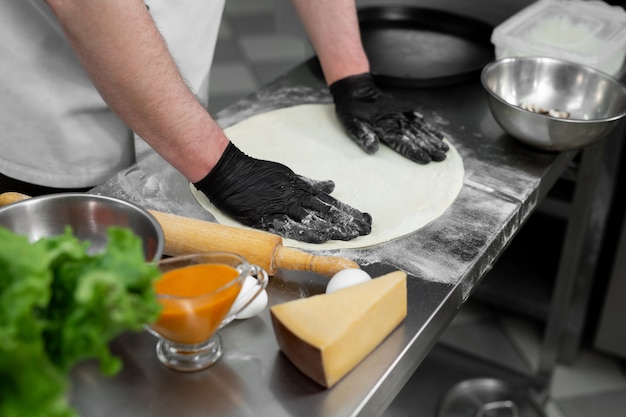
[0,0,225,188]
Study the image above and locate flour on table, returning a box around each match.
[190,104,464,250]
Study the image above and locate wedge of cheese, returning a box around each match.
[270,270,407,388]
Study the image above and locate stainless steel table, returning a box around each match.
[72,2,608,416]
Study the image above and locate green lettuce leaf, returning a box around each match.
[0,226,162,417]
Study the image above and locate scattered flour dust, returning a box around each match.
[190,103,464,251]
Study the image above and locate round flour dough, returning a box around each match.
[190,104,464,250]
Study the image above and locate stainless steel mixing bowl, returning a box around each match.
[0,193,164,262]
[481,56,626,151]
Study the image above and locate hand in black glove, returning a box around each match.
[330,73,449,164]
[194,142,372,244]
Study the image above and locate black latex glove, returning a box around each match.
[194,142,372,244]
[330,73,449,164]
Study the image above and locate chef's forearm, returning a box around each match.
[290,0,369,85]
[44,0,228,182]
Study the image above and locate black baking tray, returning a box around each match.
[312,6,495,88]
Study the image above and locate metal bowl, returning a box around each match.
[481,56,626,151]
[438,378,545,417]
[0,193,164,261]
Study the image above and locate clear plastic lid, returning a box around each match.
[492,0,626,71]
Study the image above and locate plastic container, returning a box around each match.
[491,0,626,76]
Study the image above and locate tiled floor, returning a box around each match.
[208,0,313,115]
[440,302,626,417]
[382,297,626,417]
[209,2,626,416]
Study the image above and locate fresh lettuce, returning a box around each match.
[0,226,162,417]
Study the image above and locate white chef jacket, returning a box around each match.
[0,0,225,188]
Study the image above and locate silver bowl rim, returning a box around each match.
[480,56,626,124]
[0,192,164,262]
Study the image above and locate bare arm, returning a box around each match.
[291,0,449,164]
[290,0,369,85]
[44,0,228,183]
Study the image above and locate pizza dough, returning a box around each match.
[190,104,464,250]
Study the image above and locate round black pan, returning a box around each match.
[311,6,494,88]
[359,6,494,88]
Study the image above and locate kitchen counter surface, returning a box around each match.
[73,2,592,416]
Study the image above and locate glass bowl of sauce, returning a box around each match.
[148,252,268,371]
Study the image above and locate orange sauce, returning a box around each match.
[152,264,242,344]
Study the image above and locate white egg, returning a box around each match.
[326,268,372,293]
[230,275,268,319]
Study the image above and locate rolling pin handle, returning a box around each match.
[273,246,359,278]
[0,192,30,207]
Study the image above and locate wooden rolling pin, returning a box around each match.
[0,192,359,277]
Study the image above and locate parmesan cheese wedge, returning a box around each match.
[270,270,407,388]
